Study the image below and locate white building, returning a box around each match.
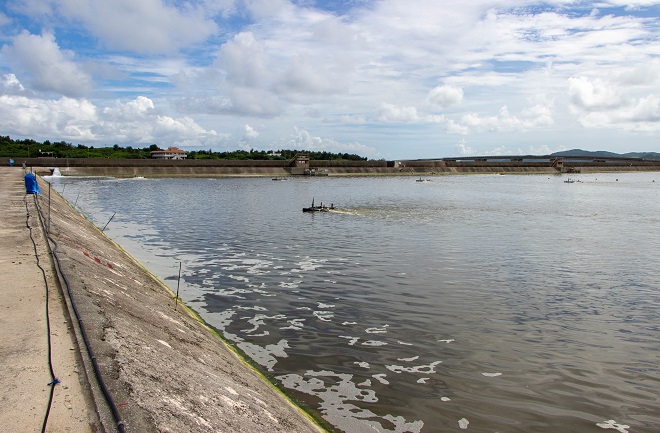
[150,147,187,160]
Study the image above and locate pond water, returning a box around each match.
[48,172,660,433]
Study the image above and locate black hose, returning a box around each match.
[33,189,126,433]
[24,194,59,433]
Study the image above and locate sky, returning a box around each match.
[1,1,659,160]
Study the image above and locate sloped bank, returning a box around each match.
[38,175,325,433]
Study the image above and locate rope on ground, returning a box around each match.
[23,193,59,433]
[32,186,126,433]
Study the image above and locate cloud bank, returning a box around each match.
[1,0,659,158]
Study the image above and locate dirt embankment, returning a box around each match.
[31,172,325,432]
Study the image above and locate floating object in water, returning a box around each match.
[303,197,335,212]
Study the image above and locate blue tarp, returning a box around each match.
[24,173,40,194]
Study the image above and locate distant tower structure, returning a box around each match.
[291,153,310,175]
[552,157,564,171]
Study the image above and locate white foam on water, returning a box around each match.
[458,418,469,429]
[416,378,429,384]
[228,274,250,283]
[596,420,630,433]
[372,373,389,384]
[362,340,387,347]
[440,397,451,401]
[318,302,336,309]
[339,336,360,345]
[366,325,389,334]
[213,310,236,329]
[397,341,414,346]
[342,321,357,325]
[355,362,370,369]
[386,360,441,374]
[238,339,289,372]
[481,372,502,377]
[293,257,326,272]
[242,314,286,334]
[211,287,250,298]
[383,415,423,433]
[241,258,273,274]
[277,371,423,433]
[397,356,419,362]
[280,318,306,330]
[438,339,454,343]
[252,287,275,297]
[251,331,269,337]
[234,305,268,311]
[314,310,334,321]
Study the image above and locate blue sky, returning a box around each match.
[1,1,659,159]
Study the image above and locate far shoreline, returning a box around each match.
[3,154,660,178]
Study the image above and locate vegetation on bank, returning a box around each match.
[4,135,659,162]
[0,136,368,161]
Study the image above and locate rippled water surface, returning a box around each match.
[49,173,660,433]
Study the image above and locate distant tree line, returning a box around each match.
[187,148,367,161]
[0,136,368,161]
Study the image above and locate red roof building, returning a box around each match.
[150,147,188,160]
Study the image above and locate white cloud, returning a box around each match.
[331,114,367,125]
[446,119,470,135]
[447,104,555,134]
[278,127,379,158]
[377,103,420,123]
[628,95,660,122]
[568,74,660,132]
[2,1,660,157]
[0,76,224,146]
[243,123,260,139]
[276,53,348,96]
[95,96,225,145]
[0,74,26,94]
[0,94,97,140]
[1,32,92,97]
[227,87,283,117]
[568,76,625,111]
[219,32,270,88]
[427,85,464,107]
[54,0,217,54]
[456,139,474,155]
[377,103,445,124]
